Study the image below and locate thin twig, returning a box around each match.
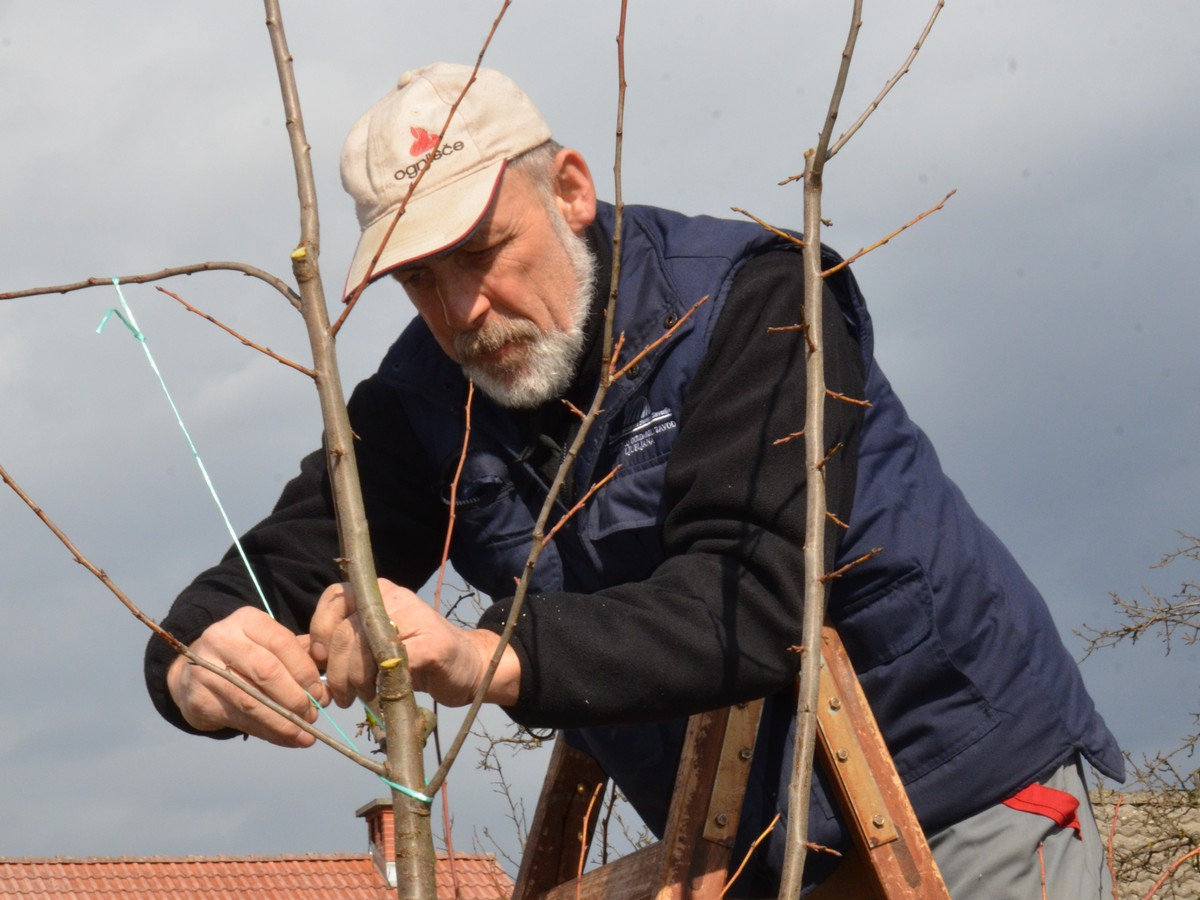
[599,784,618,867]
[577,782,605,899]
[813,1,863,174]
[600,0,630,373]
[1142,846,1200,900]
[773,429,805,447]
[434,382,475,614]
[430,379,474,896]
[730,208,805,247]
[0,262,302,310]
[826,510,849,530]
[1108,793,1122,900]
[815,441,845,471]
[611,294,708,381]
[819,547,883,583]
[426,0,630,797]
[156,287,315,377]
[767,311,816,353]
[609,332,626,369]
[541,467,621,549]
[440,779,461,900]
[825,388,872,407]
[332,0,513,336]
[721,813,780,898]
[822,190,956,277]
[0,460,385,775]
[428,383,475,881]
[827,0,947,159]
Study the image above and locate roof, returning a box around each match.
[1092,790,1200,899]
[0,852,512,899]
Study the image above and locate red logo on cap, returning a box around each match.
[410,127,440,157]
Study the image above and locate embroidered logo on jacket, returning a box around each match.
[612,398,677,459]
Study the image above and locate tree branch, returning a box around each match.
[827,0,946,160]
[611,294,708,380]
[0,460,386,775]
[262,3,433,896]
[540,467,621,549]
[778,3,862,894]
[730,207,805,247]
[331,0,514,336]
[427,0,632,797]
[822,189,956,278]
[0,262,302,310]
[156,287,315,378]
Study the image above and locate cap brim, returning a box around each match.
[341,158,506,301]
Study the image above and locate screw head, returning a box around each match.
[836,748,849,762]
[872,814,886,829]
[828,696,842,711]
[714,813,729,828]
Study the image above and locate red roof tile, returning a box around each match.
[0,852,511,899]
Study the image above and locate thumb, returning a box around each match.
[299,632,329,666]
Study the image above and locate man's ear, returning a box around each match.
[552,148,597,233]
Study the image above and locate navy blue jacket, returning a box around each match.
[147,200,1122,890]
[383,201,1123,878]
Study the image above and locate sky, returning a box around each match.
[2,0,1198,870]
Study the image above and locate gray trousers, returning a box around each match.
[927,755,1112,898]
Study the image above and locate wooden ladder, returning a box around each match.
[512,624,949,899]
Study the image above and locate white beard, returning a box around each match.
[457,213,595,409]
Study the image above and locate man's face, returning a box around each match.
[393,169,595,408]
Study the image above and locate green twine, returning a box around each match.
[100,280,433,807]
[97,280,275,620]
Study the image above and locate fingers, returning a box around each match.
[304,577,515,714]
[317,578,407,708]
[309,582,357,666]
[384,588,490,707]
[323,614,378,708]
[168,607,329,748]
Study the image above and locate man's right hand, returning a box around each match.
[166,607,330,748]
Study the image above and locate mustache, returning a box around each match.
[454,317,542,361]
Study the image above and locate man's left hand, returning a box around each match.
[307,577,520,709]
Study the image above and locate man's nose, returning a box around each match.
[436,270,491,332]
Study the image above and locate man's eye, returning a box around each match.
[397,269,426,289]
[464,242,501,263]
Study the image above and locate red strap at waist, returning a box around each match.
[1002,783,1082,839]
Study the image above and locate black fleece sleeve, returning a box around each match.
[144,372,448,735]
[478,251,866,729]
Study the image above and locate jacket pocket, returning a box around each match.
[830,568,999,784]
[571,459,669,590]
[446,449,562,597]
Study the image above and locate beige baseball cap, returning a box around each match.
[340,63,552,300]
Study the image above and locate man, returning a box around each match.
[146,63,1122,895]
